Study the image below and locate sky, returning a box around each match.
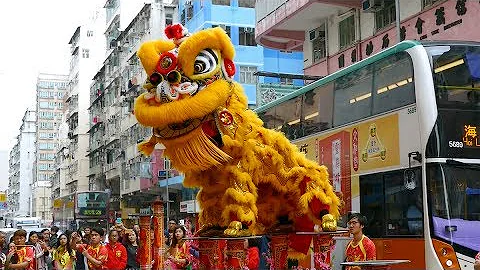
[0,0,101,189]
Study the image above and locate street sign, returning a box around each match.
[180,200,199,214]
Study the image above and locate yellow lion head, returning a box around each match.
[134,24,247,171]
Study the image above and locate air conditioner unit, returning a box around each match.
[362,0,384,12]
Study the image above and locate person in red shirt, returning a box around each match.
[71,227,108,270]
[344,213,376,270]
[474,251,480,270]
[6,229,35,270]
[104,230,127,270]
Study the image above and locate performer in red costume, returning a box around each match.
[474,251,480,270]
[344,213,376,270]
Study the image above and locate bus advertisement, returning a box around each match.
[256,41,480,269]
[53,191,109,231]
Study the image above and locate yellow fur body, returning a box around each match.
[134,26,340,242]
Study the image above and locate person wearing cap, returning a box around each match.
[344,213,376,270]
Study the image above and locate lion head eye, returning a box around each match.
[194,62,207,73]
[193,49,218,75]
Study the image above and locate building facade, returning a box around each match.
[34,74,68,220]
[255,0,480,76]
[88,0,177,220]
[8,109,36,217]
[62,8,106,198]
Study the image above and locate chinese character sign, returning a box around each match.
[463,124,480,147]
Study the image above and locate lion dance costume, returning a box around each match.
[134,24,341,257]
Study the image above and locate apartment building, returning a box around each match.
[60,8,107,201]
[8,109,36,217]
[33,74,68,220]
[255,0,480,76]
[88,0,177,218]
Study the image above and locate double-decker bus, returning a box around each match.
[256,40,480,269]
[53,191,109,231]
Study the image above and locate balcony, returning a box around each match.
[255,0,360,51]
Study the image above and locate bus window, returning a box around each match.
[372,52,415,115]
[258,106,277,130]
[301,82,334,138]
[430,45,480,109]
[427,162,480,257]
[360,167,423,238]
[360,173,385,238]
[383,168,423,237]
[276,96,303,140]
[333,65,373,126]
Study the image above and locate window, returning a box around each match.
[239,66,257,84]
[180,11,186,25]
[39,91,49,98]
[39,101,49,109]
[339,14,355,49]
[334,65,373,126]
[277,96,303,140]
[373,52,415,114]
[212,0,230,5]
[165,13,173,26]
[280,77,293,85]
[39,122,54,130]
[301,83,334,138]
[186,1,193,21]
[238,0,254,8]
[87,30,94,37]
[82,49,90,58]
[311,24,326,63]
[212,24,231,37]
[360,167,423,238]
[422,0,442,8]
[375,0,396,30]
[239,27,256,46]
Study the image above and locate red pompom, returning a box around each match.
[165,24,184,40]
[223,59,236,77]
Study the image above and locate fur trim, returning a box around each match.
[162,126,232,172]
[137,135,157,156]
[288,250,308,261]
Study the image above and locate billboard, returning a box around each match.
[295,113,401,214]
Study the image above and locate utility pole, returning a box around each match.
[166,170,169,223]
[395,0,401,43]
